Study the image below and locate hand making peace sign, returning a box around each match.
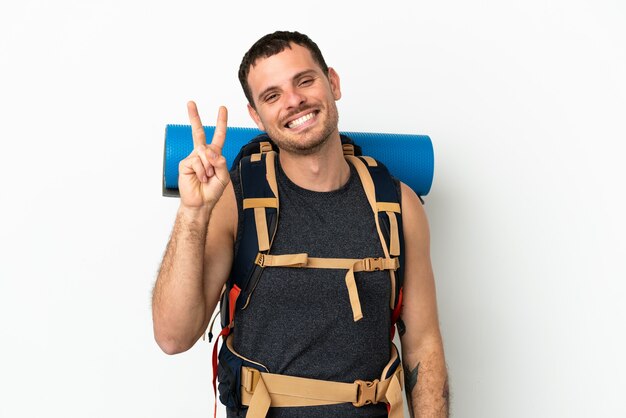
[178,101,230,209]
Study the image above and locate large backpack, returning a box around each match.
[210,133,408,417]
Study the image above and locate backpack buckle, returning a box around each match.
[353,379,379,407]
[243,367,262,394]
[363,257,384,271]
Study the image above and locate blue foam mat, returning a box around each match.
[163,124,434,196]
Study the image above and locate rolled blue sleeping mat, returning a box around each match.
[163,124,434,197]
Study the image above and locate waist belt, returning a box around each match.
[239,344,405,418]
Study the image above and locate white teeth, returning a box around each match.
[287,112,315,129]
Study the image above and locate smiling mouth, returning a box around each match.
[286,111,318,129]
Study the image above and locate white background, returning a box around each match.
[1,1,625,417]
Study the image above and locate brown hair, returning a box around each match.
[238,31,329,108]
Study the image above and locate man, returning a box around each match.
[152,31,448,417]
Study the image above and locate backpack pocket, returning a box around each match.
[217,335,268,410]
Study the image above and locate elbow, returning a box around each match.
[154,330,195,355]
[151,307,204,355]
[157,340,188,355]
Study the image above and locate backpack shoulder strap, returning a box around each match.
[222,139,279,329]
[345,155,405,323]
[230,133,276,169]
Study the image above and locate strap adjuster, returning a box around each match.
[255,253,266,267]
[243,368,262,394]
[353,379,379,407]
[342,143,355,156]
[363,257,384,271]
[259,141,273,154]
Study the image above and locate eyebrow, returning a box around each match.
[256,69,319,103]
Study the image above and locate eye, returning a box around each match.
[264,93,279,103]
[299,78,314,87]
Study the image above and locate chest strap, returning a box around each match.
[254,253,399,322]
[239,343,404,418]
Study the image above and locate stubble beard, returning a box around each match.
[265,102,339,156]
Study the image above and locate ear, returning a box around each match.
[328,67,342,100]
[247,103,265,131]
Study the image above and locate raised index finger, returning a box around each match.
[210,106,228,152]
[187,101,207,148]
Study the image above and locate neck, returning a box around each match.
[278,133,350,192]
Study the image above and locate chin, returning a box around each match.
[276,134,329,155]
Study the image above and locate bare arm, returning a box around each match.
[152,103,236,354]
[399,182,449,417]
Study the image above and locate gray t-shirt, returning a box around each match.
[226,157,393,417]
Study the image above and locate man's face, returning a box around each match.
[246,43,341,155]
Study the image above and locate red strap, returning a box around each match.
[391,287,403,324]
[212,326,231,418]
[228,285,241,325]
[213,285,241,417]
[389,287,403,340]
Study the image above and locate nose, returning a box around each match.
[284,88,306,109]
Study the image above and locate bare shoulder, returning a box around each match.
[400,182,430,248]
